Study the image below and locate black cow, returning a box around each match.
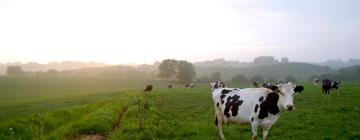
[144,85,153,93]
[168,85,173,88]
[322,79,341,96]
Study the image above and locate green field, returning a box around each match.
[1,77,360,140]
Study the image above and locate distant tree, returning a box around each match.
[253,56,278,65]
[286,75,297,82]
[267,77,277,83]
[176,60,196,83]
[158,59,178,79]
[211,72,222,81]
[308,75,317,82]
[231,74,248,84]
[196,76,211,83]
[281,57,289,63]
[6,66,24,76]
[46,69,59,76]
[249,75,264,83]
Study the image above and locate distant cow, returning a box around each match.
[168,85,173,88]
[212,82,304,140]
[144,85,153,93]
[313,79,320,85]
[322,79,341,96]
[189,83,195,88]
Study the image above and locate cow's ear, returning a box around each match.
[270,86,278,91]
[294,86,304,93]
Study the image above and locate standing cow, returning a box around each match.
[144,85,153,93]
[212,82,304,140]
[322,79,341,96]
[313,79,320,85]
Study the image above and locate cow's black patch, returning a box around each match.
[259,96,264,102]
[220,94,226,104]
[254,104,259,113]
[258,92,280,119]
[224,95,243,117]
[221,89,232,94]
[251,117,254,122]
[215,116,218,126]
[216,102,219,107]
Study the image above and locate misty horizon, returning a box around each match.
[1,0,360,64]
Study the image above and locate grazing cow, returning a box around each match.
[144,85,153,93]
[190,83,195,88]
[168,85,173,88]
[322,79,341,96]
[212,82,304,140]
[313,79,320,85]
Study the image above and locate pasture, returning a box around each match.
[1,77,360,139]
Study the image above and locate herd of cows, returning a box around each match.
[143,79,341,140]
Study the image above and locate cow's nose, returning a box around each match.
[287,105,294,110]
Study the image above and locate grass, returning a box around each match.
[112,83,360,140]
[0,76,360,139]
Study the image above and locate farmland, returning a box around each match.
[1,77,360,139]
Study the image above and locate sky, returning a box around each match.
[0,0,359,64]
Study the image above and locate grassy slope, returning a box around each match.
[113,83,360,140]
[1,76,359,140]
[0,76,168,121]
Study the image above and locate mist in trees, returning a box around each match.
[211,72,222,81]
[158,59,196,83]
[249,75,264,83]
[231,74,248,84]
[6,66,24,76]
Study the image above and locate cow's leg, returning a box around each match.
[215,109,225,140]
[336,89,340,96]
[262,124,273,140]
[251,121,259,140]
[217,116,225,140]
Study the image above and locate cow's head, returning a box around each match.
[272,82,304,111]
[332,81,341,89]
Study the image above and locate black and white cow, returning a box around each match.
[212,82,304,140]
[322,79,341,96]
[190,83,195,88]
[313,79,320,85]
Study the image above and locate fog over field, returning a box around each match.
[1,0,360,64]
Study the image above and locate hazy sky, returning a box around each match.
[1,0,359,64]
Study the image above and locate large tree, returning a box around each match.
[231,74,248,84]
[249,75,264,83]
[158,59,196,83]
[158,59,178,79]
[211,72,222,81]
[176,60,196,83]
[6,66,24,76]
